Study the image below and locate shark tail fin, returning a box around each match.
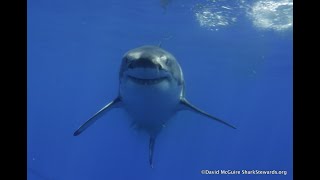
[179,98,236,129]
[73,97,122,136]
[149,136,156,168]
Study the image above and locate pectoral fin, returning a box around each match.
[179,98,236,129]
[73,97,122,136]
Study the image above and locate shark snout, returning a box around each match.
[128,58,163,70]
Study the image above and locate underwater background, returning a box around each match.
[27,0,293,179]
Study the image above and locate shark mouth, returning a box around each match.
[128,75,168,85]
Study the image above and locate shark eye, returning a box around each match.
[123,57,129,63]
[165,59,170,65]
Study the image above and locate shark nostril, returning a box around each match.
[128,63,134,69]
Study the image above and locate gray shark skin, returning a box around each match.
[74,45,236,168]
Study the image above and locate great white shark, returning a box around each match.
[74,45,236,168]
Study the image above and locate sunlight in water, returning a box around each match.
[192,0,293,32]
[248,0,293,31]
[192,0,247,31]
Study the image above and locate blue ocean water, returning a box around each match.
[27,0,293,180]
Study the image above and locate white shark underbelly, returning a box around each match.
[120,78,181,126]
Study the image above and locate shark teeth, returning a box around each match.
[128,75,167,85]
